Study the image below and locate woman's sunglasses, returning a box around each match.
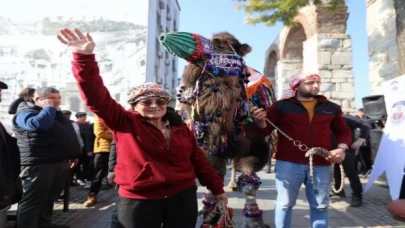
[139,99,168,106]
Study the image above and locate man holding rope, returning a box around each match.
[251,72,351,228]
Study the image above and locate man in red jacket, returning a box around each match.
[251,72,351,228]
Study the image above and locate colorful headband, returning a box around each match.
[127,82,170,104]
[159,32,247,77]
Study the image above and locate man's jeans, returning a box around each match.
[17,162,69,228]
[274,160,331,228]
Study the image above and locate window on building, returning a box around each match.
[156,38,160,53]
[139,59,146,67]
[156,11,161,25]
[173,19,177,31]
[105,63,113,72]
[155,66,159,79]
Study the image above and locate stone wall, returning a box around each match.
[366,0,399,95]
[275,60,302,98]
[314,34,356,113]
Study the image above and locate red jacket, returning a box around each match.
[258,96,352,165]
[71,53,224,199]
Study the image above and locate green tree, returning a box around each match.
[236,0,405,75]
[235,0,345,26]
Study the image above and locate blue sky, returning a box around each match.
[177,0,369,108]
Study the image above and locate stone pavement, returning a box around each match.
[6,165,405,228]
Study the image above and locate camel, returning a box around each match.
[160,31,274,227]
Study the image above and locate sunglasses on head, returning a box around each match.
[139,99,168,106]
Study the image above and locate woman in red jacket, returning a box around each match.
[57,28,227,228]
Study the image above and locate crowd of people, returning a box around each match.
[0,27,398,228]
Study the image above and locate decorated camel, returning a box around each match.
[160,31,272,228]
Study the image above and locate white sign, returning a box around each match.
[364,75,405,200]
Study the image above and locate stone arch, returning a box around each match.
[274,22,308,99]
[279,11,312,60]
[281,23,307,61]
[264,43,280,82]
[266,51,278,81]
[264,1,355,112]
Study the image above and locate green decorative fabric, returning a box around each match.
[159,32,197,59]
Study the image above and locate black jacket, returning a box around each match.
[85,123,95,153]
[12,104,81,165]
[0,122,21,209]
[343,114,371,142]
[331,114,371,149]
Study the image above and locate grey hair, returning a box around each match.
[35,87,60,98]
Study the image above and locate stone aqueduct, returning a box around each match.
[263,0,400,113]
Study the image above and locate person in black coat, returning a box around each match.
[331,114,371,207]
[8,87,35,115]
[0,81,22,226]
[84,122,96,188]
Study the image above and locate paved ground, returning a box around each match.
[6,164,405,228]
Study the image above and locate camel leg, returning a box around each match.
[239,172,270,228]
[226,159,238,191]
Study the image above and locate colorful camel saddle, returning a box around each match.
[245,67,278,155]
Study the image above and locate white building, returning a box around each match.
[0,0,181,129]
[148,0,181,107]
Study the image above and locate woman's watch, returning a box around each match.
[338,147,349,153]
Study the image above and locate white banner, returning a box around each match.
[364,75,405,200]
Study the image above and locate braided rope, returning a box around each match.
[305,148,345,194]
[214,200,236,228]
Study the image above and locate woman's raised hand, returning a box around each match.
[57,28,95,54]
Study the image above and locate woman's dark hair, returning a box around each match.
[18,87,36,100]
[162,107,183,126]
